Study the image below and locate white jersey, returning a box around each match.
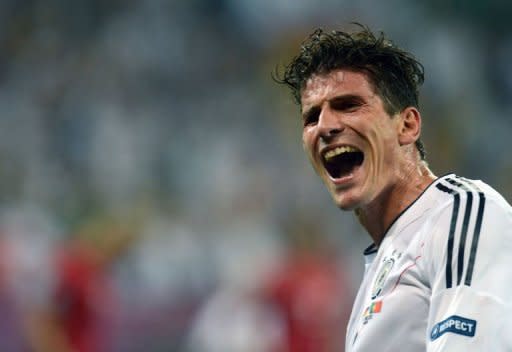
[346,174,512,352]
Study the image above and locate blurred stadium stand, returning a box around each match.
[0,0,510,351]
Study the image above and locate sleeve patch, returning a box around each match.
[430,315,477,340]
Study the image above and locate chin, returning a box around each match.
[332,195,361,211]
[337,203,359,211]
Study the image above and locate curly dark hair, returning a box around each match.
[274,24,426,160]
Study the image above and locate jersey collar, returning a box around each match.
[363,173,455,256]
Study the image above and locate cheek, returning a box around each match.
[302,131,315,156]
[364,118,398,150]
[303,143,319,170]
[302,132,324,174]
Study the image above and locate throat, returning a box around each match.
[355,171,437,246]
[355,206,388,247]
[354,182,415,246]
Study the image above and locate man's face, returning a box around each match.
[301,69,403,210]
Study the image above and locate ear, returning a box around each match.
[397,107,421,146]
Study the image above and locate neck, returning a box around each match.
[355,161,436,247]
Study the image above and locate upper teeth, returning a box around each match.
[324,146,358,161]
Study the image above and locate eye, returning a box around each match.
[331,96,364,112]
[302,107,320,127]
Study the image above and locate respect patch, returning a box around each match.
[430,315,477,340]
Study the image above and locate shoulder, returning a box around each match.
[422,174,512,245]
[434,175,510,221]
[428,174,510,218]
[420,175,512,291]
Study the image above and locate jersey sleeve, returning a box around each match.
[422,183,512,351]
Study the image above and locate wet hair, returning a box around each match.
[274,24,426,160]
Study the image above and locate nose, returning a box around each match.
[317,107,344,141]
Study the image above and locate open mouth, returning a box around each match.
[322,146,364,179]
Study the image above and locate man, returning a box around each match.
[275,24,512,351]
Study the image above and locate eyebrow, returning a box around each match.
[302,93,367,118]
[330,94,367,106]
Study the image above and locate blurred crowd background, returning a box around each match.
[0,0,511,351]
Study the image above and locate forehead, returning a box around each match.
[300,70,376,109]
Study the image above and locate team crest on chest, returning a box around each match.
[371,250,401,299]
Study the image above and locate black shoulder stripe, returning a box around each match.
[445,178,473,286]
[456,177,486,286]
[435,182,460,289]
[436,177,486,288]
